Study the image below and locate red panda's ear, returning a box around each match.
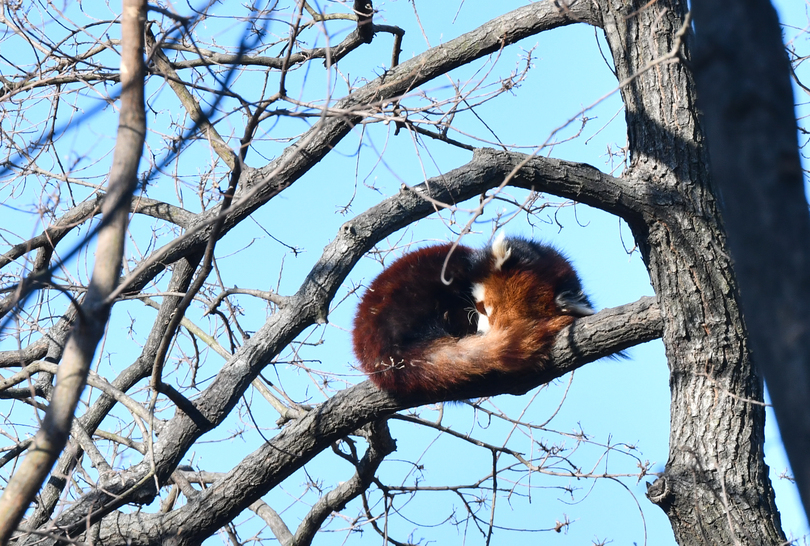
[490,232,512,271]
[555,290,594,317]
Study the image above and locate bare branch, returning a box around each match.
[291,421,395,546]
[90,296,661,545]
[0,1,147,540]
[145,27,236,170]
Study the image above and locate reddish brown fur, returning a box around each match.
[352,237,592,397]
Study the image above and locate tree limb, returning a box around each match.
[0,0,147,542]
[86,296,660,546]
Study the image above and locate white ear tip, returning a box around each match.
[491,232,511,271]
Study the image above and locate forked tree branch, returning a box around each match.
[85,296,661,546]
[33,140,649,540]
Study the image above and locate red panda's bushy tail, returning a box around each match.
[361,315,575,397]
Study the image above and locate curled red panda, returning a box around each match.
[352,235,594,397]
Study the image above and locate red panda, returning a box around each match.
[352,234,594,397]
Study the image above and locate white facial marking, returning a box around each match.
[477,313,491,334]
[472,283,486,303]
[472,283,491,333]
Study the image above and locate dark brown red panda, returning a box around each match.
[352,234,594,397]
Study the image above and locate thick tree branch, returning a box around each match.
[106,0,599,303]
[462,149,654,223]
[90,296,660,546]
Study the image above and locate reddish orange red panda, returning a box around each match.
[352,235,593,397]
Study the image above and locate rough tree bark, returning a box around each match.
[691,0,810,524]
[597,0,786,542]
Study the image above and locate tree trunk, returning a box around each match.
[597,0,786,542]
[691,0,810,520]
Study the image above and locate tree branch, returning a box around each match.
[291,421,395,546]
[90,296,662,545]
[0,194,192,272]
[0,0,147,542]
[145,27,236,169]
[38,138,635,538]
